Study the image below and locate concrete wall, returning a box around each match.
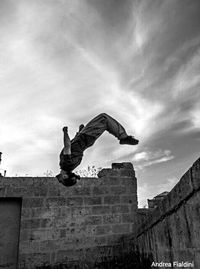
[136,157,200,268]
[0,163,137,268]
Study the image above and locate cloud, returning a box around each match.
[138,183,149,207]
[0,0,200,210]
[173,47,200,96]
[133,149,174,170]
[156,177,179,193]
[191,105,200,130]
[138,176,179,207]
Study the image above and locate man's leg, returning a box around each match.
[74,113,138,150]
[80,113,128,140]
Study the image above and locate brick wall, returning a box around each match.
[0,162,137,268]
[135,157,200,268]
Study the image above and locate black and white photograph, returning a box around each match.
[0,0,200,268]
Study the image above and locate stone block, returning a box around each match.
[110,186,126,194]
[71,186,91,196]
[56,249,82,262]
[120,169,135,177]
[84,197,102,205]
[71,206,92,216]
[94,236,107,245]
[84,247,102,263]
[112,205,130,214]
[120,177,137,186]
[46,197,67,207]
[40,218,55,228]
[33,185,48,196]
[60,186,76,197]
[109,177,122,185]
[92,177,110,186]
[112,224,131,234]
[86,225,96,235]
[149,206,163,226]
[106,234,124,245]
[6,187,32,197]
[48,185,61,196]
[103,195,120,204]
[160,195,170,214]
[103,214,121,224]
[21,208,31,218]
[53,217,72,229]
[19,253,51,268]
[123,185,137,196]
[130,203,138,212]
[194,250,200,269]
[39,240,59,252]
[50,252,56,263]
[192,157,200,170]
[84,216,102,225]
[177,170,193,199]
[167,170,193,211]
[191,158,200,190]
[183,192,200,248]
[0,186,6,196]
[23,198,44,208]
[98,168,120,178]
[31,229,61,241]
[66,197,83,206]
[21,219,41,229]
[93,186,110,195]
[121,195,137,204]
[20,241,41,254]
[95,225,111,235]
[32,207,62,219]
[92,205,111,215]
[112,162,133,170]
[122,213,136,223]
[60,229,67,238]
[20,230,29,242]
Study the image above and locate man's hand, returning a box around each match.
[63,126,68,133]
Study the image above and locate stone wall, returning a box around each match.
[136,157,200,268]
[0,163,137,268]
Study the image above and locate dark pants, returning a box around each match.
[60,113,128,171]
[72,113,128,150]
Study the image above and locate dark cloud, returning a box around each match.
[168,120,192,134]
[86,0,134,30]
[140,0,200,58]
[125,0,200,101]
[0,0,17,26]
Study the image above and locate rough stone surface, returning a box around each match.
[0,163,137,269]
[1,157,200,268]
[112,162,134,170]
[136,157,200,268]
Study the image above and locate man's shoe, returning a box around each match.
[119,136,139,145]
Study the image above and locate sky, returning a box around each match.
[0,0,200,206]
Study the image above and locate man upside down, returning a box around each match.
[56,113,139,187]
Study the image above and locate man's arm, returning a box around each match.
[63,127,71,155]
[74,124,85,139]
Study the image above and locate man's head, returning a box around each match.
[56,170,79,187]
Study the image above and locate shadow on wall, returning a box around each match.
[33,242,153,269]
